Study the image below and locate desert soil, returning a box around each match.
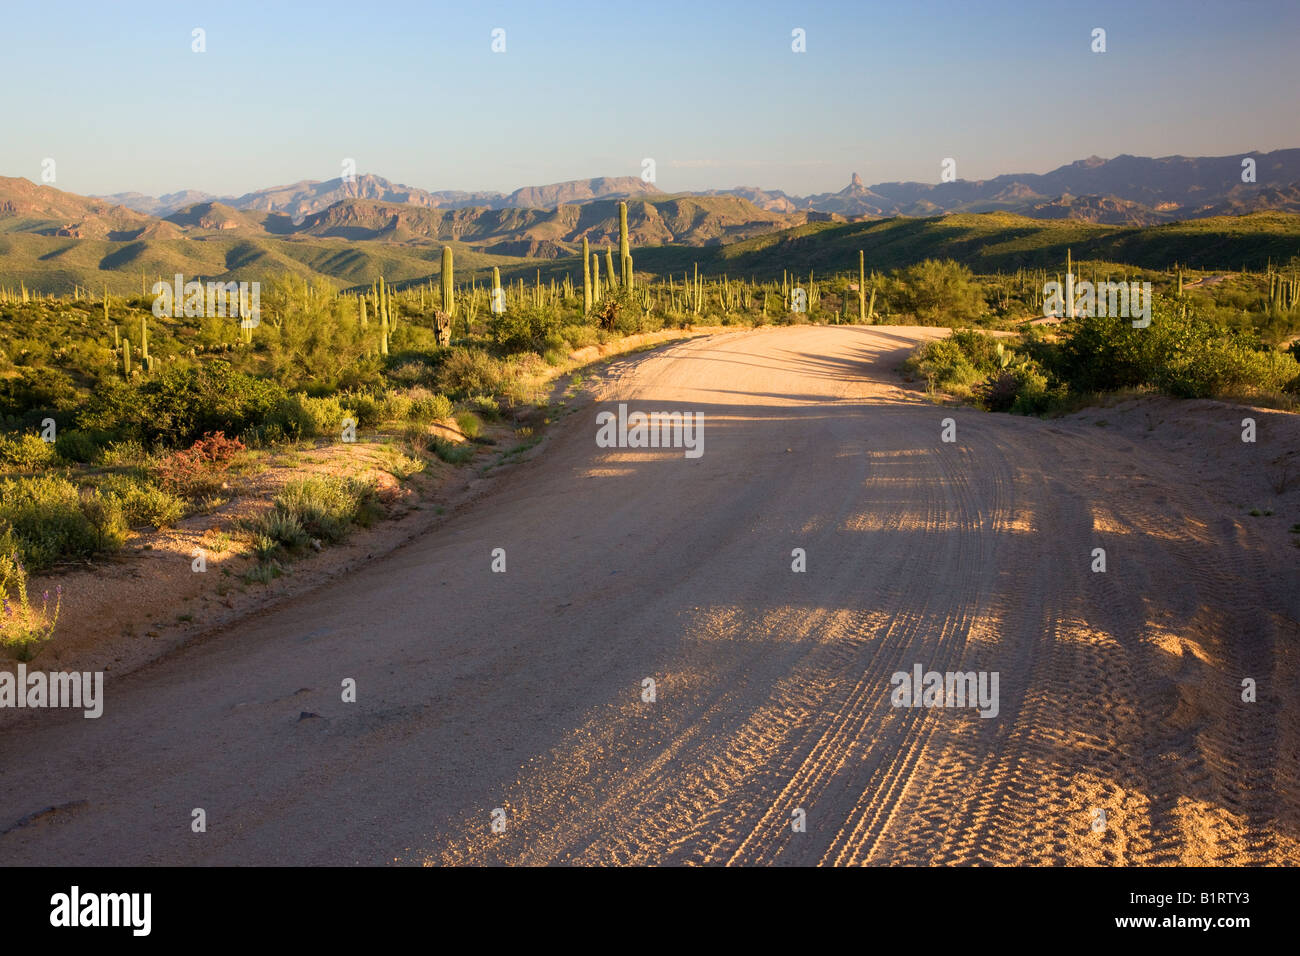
[1,324,1297,866]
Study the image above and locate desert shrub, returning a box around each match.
[488,303,563,354]
[469,395,501,422]
[0,552,62,662]
[976,363,1053,414]
[272,393,347,439]
[454,411,482,439]
[561,324,600,349]
[438,348,507,399]
[430,436,475,464]
[1057,302,1300,400]
[262,510,309,552]
[95,473,185,528]
[54,428,102,464]
[0,367,80,419]
[888,260,986,326]
[98,439,149,470]
[155,432,245,497]
[0,475,127,570]
[81,361,287,448]
[948,330,1002,372]
[0,433,57,471]
[408,391,453,423]
[380,391,412,423]
[903,338,984,395]
[338,391,383,428]
[261,476,379,545]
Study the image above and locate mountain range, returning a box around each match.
[93,149,1300,227]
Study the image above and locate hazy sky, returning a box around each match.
[5,0,1297,198]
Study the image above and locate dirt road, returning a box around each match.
[2,326,1297,865]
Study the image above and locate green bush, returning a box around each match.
[430,436,475,464]
[81,361,288,448]
[0,433,57,471]
[95,473,185,528]
[380,391,412,423]
[888,260,986,326]
[1057,301,1300,400]
[339,391,383,429]
[0,367,79,419]
[0,475,127,571]
[98,439,149,470]
[272,393,346,439]
[438,348,507,399]
[469,395,501,422]
[903,338,984,395]
[256,475,379,546]
[561,324,600,350]
[408,391,453,423]
[55,428,102,464]
[976,364,1053,415]
[454,411,482,439]
[488,303,563,354]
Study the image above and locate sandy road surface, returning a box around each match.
[2,326,1297,866]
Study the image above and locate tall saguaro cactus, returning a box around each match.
[441,246,455,331]
[1065,248,1075,319]
[140,316,149,362]
[582,236,592,313]
[618,201,630,290]
[858,250,866,323]
[604,247,617,292]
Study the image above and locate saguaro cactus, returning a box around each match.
[604,247,617,292]
[582,236,592,313]
[123,338,132,377]
[140,316,149,361]
[618,201,630,289]
[858,250,866,322]
[592,253,601,301]
[1065,248,1075,319]
[442,246,455,319]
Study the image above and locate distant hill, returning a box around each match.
[0,176,181,240]
[94,149,1300,225]
[104,174,664,219]
[627,210,1300,278]
[775,149,1300,223]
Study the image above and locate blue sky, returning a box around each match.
[4,0,1297,198]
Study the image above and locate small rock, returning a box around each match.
[298,711,323,721]
[310,539,322,552]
